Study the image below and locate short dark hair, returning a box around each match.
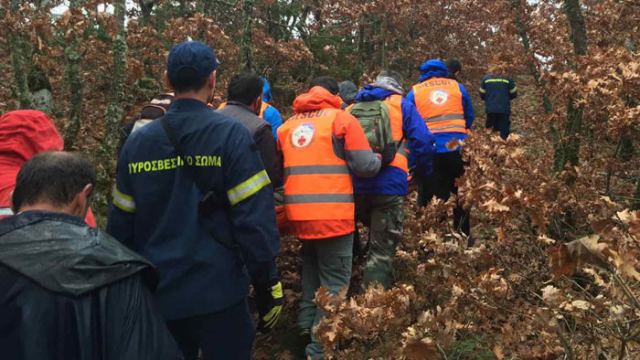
[310,76,339,95]
[169,68,210,93]
[227,73,264,106]
[446,58,462,74]
[12,152,96,212]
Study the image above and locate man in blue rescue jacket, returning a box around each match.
[261,77,284,139]
[351,71,435,288]
[407,59,475,244]
[107,41,282,360]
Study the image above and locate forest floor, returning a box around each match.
[253,203,500,360]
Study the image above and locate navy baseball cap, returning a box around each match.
[167,41,219,86]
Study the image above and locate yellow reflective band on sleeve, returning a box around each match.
[271,281,284,299]
[479,88,486,93]
[113,188,136,213]
[227,170,271,206]
[510,87,518,94]
[485,78,510,84]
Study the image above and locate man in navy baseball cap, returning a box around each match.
[165,40,220,103]
[109,39,283,359]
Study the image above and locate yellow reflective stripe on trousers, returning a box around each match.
[510,87,518,94]
[113,188,136,213]
[479,88,486,93]
[227,170,271,206]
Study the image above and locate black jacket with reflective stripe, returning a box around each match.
[480,74,517,114]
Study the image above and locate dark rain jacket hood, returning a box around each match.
[0,211,180,360]
[0,211,156,296]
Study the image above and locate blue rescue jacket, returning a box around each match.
[480,74,517,114]
[262,77,283,139]
[107,99,279,320]
[407,60,475,153]
[352,86,435,196]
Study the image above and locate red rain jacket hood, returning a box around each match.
[0,110,63,206]
[293,86,342,113]
[0,110,95,226]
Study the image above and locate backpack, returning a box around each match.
[349,100,397,167]
[118,93,175,156]
[132,93,175,133]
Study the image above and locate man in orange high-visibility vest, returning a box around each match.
[407,59,475,245]
[277,76,381,360]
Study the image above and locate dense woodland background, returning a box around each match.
[1,0,640,358]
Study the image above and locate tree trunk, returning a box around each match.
[9,0,32,109]
[178,0,189,17]
[633,176,640,210]
[138,0,154,25]
[510,0,552,114]
[102,0,127,163]
[618,135,633,161]
[240,0,254,71]
[357,17,366,72]
[564,0,587,56]
[154,1,168,33]
[554,100,583,172]
[554,0,587,172]
[63,0,84,148]
[380,13,388,69]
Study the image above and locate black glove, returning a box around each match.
[254,280,284,333]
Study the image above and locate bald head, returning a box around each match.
[12,151,96,216]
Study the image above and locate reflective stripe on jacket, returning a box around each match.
[413,78,466,134]
[279,109,354,223]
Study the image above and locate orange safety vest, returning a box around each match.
[413,78,467,134]
[384,94,409,173]
[217,101,270,118]
[278,109,354,221]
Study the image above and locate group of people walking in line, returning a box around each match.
[0,40,516,359]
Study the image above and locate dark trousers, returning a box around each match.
[166,299,255,360]
[417,151,471,240]
[485,112,510,140]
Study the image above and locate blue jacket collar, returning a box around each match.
[170,98,209,110]
[355,85,395,102]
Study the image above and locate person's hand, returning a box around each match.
[254,280,284,333]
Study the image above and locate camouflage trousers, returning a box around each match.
[355,195,404,289]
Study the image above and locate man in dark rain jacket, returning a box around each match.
[0,152,180,360]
